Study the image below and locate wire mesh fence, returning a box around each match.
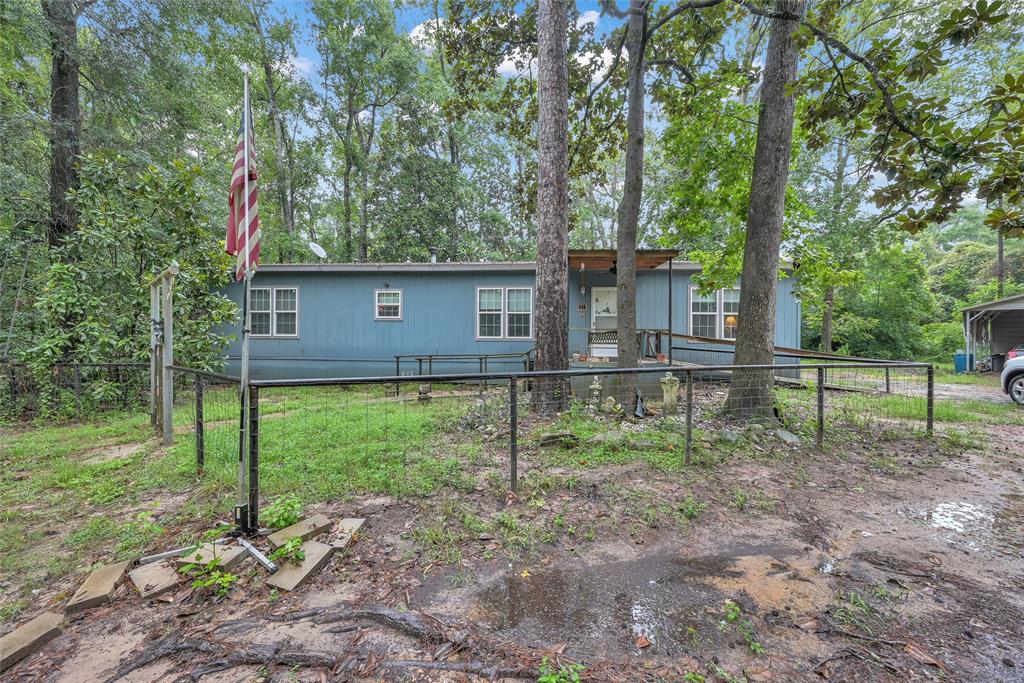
[0,362,149,420]
[242,362,935,506]
[169,367,241,473]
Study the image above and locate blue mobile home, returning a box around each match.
[221,249,801,379]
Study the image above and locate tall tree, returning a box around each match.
[533,0,570,412]
[613,0,645,385]
[42,0,86,249]
[725,0,806,417]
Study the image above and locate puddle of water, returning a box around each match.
[456,543,822,657]
[897,497,1023,554]
[930,501,994,533]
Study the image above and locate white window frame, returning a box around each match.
[374,288,403,321]
[721,287,740,340]
[476,286,534,341]
[248,286,299,338]
[689,286,740,339]
[505,287,533,340]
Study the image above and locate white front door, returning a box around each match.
[591,287,618,358]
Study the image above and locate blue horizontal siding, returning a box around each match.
[219,267,800,378]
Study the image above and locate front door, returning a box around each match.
[591,287,618,358]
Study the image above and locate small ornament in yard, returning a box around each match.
[660,372,680,416]
[417,384,431,402]
[590,375,603,405]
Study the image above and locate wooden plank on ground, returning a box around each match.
[0,612,64,672]
[331,518,366,551]
[267,514,333,549]
[173,543,247,571]
[129,561,179,599]
[266,541,334,592]
[66,560,130,613]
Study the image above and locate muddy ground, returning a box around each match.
[5,416,1024,683]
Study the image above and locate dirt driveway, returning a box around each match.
[7,419,1024,682]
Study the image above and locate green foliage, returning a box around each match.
[537,657,585,683]
[260,494,303,530]
[27,153,235,370]
[269,537,306,565]
[180,556,239,598]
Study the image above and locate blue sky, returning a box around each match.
[269,0,613,83]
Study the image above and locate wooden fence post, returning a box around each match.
[161,276,174,446]
[816,367,825,447]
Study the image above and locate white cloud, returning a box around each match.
[278,54,315,77]
[575,47,615,82]
[410,18,443,55]
[577,10,600,31]
[497,48,534,78]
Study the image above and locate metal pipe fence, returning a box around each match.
[244,361,934,508]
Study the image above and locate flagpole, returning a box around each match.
[237,66,253,534]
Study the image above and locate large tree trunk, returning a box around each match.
[820,285,834,353]
[43,0,83,249]
[724,0,806,418]
[532,0,569,414]
[615,0,646,409]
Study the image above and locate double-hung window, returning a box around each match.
[249,287,298,337]
[690,289,719,338]
[722,288,740,340]
[689,287,741,339]
[374,289,402,320]
[477,287,533,339]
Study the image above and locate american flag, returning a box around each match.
[226,105,260,281]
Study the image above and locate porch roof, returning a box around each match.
[568,249,680,272]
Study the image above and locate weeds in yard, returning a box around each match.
[180,556,239,598]
[269,538,306,565]
[833,590,887,636]
[261,495,303,529]
[537,658,585,683]
[719,599,765,654]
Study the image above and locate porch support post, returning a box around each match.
[667,258,673,365]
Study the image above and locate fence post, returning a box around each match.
[685,369,693,466]
[418,357,423,376]
[394,357,401,397]
[884,367,891,394]
[73,365,83,415]
[248,384,260,528]
[195,376,205,474]
[161,277,174,446]
[509,378,518,494]
[150,282,159,430]
[816,367,825,447]
[926,365,934,435]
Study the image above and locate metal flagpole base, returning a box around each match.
[233,505,252,536]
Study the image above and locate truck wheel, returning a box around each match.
[1011,376,1024,406]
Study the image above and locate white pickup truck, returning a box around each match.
[1001,356,1024,406]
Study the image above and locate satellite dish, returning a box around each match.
[308,242,327,259]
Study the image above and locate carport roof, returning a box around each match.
[962,292,1024,313]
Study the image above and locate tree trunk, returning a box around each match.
[250,6,296,246]
[724,0,806,419]
[533,0,569,414]
[342,92,355,260]
[615,0,646,409]
[820,285,834,353]
[43,0,83,249]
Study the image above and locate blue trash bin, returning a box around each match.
[953,353,974,374]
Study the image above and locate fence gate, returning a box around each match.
[150,264,178,445]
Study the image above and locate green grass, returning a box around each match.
[0,385,472,623]
[828,391,1019,425]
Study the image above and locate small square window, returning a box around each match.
[375,290,402,320]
